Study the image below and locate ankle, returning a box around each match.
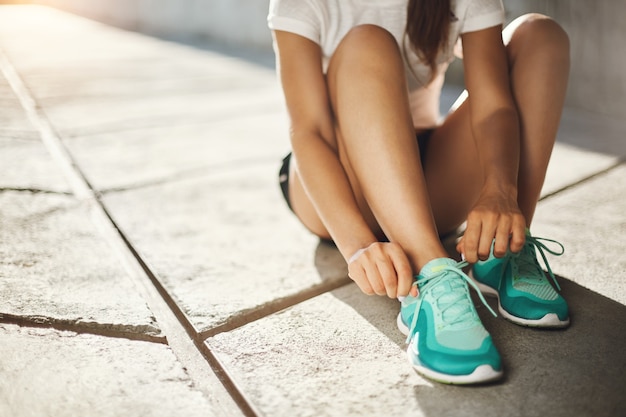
[405,254,447,274]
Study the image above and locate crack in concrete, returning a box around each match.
[0,313,165,344]
[0,187,73,195]
[199,278,353,340]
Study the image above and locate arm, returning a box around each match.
[273,30,414,297]
[456,25,527,262]
[273,30,376,258]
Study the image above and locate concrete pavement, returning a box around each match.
[1,5,625,417]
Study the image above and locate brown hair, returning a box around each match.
[405,0,452,83]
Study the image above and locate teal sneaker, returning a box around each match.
[472,231,569,328]
[397,258,503,385]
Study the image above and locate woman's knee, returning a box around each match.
[340,24,398,50]
[329,24,401,70]
[505,13,570,64]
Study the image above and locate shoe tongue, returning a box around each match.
[438,279,472,324]
[419,258,457,279]
[419,258,474,326]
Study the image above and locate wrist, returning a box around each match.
[482,176,518,197]
[340,236,378,264]
[348,248,367,264]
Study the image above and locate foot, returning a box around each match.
[472,230,569,328]
[397,258,503,385]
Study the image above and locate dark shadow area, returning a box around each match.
[408,277,626,417]
[313,239,349,281]
[315,241,626,417]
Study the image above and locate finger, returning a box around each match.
[477,214,497,261]
[359,281,375,296]
[456,238,465,260]
[387,243,413,297]
[462,215,482,263]
[493,215,512,258]
[509,215,527,253]
[363,262,387,296]
[348,263,375,295]
[376,258,398,298]
[362,244,388,296]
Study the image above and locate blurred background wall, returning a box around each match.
[11,0,626,119]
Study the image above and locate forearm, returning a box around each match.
[292,132,378,261]
[472,107,520,194]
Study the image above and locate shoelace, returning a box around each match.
[405,261,496,343]
[514,235,564,291]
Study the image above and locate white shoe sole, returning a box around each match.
[470,276,570,328]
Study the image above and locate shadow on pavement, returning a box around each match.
[315,239,626,417]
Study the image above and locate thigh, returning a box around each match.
[423,97,483,234]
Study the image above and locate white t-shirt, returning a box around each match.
[268,0,505,128]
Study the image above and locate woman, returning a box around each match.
[268,0,570,384]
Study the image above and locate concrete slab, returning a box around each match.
[208,281,626,417]
[0,138,72,193]
[0,6,282,137]
[542,141,620,198]
[0,74,39,140]
[0,324,218,417]
[0,191,160,338]
[0,5,623,417]
[64,112,289,191]
[0,11,273,86]
[533,164,626,305]
[27,64,275,102]
[102,163,350,333]
[0,102,37,138]
[208,285,425,417]
[27,83,284,138]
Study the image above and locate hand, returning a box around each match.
[347,242,415,298]
[456,186,526,264]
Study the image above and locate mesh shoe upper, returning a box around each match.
[400,258,501,380]
[472,231,569,325]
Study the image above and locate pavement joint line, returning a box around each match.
[199,278,353,340]
[0,313,166,344]
[0,51,93,201]
[0,48,251,417]
[98,156,284,195]
[0,187,73,195]
[540,157,625,202]
[112,231,260,417]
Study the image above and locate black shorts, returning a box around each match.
[278,129,434,212]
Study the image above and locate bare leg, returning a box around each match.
[425,14,570,232]
[288,15,569,269]
[289,24,448,272]
[505,14,570,224]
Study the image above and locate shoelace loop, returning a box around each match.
[406,261,496,343]
[518,235,564,291]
